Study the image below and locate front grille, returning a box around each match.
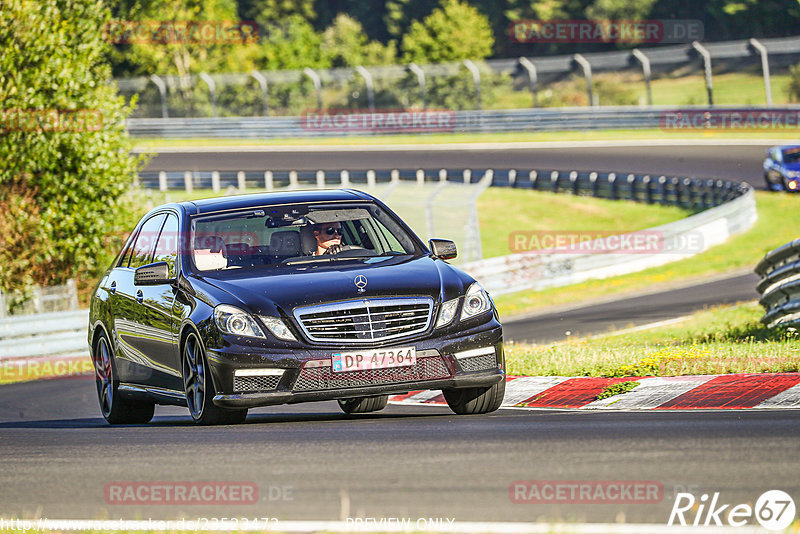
[234,375,281,392]
[293,297,433,344]
[459,354,498,372]
[293,356,450,391]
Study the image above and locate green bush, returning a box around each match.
[0,0,143,299]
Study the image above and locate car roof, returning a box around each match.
[178,189,375,215]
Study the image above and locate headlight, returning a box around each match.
[460,282,492,320]
[435,298,459,328]
[259,315,297,341]
[213,305,266,338]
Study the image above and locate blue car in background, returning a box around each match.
[763,145,800,192]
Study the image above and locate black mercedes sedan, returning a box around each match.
[88,189,505,424]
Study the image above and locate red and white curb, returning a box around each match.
[389,373,800,410]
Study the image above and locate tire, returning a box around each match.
[182,331,247,425]
[443,379,505,415]
[338,395,389,414]
[92,331,154,425]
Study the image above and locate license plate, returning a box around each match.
[331,347,416,373]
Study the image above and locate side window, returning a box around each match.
[118,229,139,268]
[154,214,179,278]
[129,214,167,270]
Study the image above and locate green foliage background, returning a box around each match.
[0,0,142,302]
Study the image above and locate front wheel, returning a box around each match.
[443,379,505,415]
[338,395,389,414]
[93,332,154,425]
[182,331,247,425]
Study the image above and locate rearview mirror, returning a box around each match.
[429,239,457,260]
[134,262,173,286]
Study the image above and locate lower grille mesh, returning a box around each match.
[293,356,450,391]
[234,375,281,392]
[459,354,498,372]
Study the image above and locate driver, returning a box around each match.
[313,222,344,255]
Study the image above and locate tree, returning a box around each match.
[0,0,142,302]
[401,0,494,64]
[241,0,315,27]
[321,14,397,67]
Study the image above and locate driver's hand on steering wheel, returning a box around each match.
[325,244,344,255]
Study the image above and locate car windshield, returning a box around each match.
[190,202,418,271]
[782,148,800,164]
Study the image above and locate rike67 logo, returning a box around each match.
[668,490,796,530]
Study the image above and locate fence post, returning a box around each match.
[643,175,652,203]
[408,63,427,110]
[199,73,217,118]
[367,170,376,187]
[439,169,447,182]
[518,57,538,108]
[264,171,273,191]
[184,171,193,193]
[303,67,323,111]
[67,279,79,310]
[237,171,246,191]
[509,169,517,187]
[529,170,538,189]
[340,170,350,186]
[627,174,636,200]
[608,173,617,200]
[692,41,714,107]
[550,171,559,192]
[317,170,326,188]
[355,66,375,112]
[749,38,773,106]
[589,172,598,196]
[289,170,298,189]
[463,60,482,111]
[149,74,169,119]
[212,171,220,193]
[250,70,269,116]
[391,169,400,183]
[631,49,652,106]
[416,169,425,186]
[569,171,579,194]
[463,169,472,184]
[158,171,167,192]
[573,54,594,107]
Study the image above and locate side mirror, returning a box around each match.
[429,239,457,260]
[134,262,173,286]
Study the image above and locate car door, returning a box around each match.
[135,212,184,392]
[114,213,166,384]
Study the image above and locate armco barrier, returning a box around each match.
[756,239,800,328]
[126,106,800,138]
[0,310,89,360]
[463,180,755,296]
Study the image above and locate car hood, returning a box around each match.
[196,255,471,316]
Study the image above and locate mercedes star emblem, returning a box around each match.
[354,275,368,292]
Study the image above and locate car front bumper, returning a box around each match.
[206,320,504,410]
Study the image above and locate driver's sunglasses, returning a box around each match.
[323,227,343,236]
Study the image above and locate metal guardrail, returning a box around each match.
[462,172,756,295]
[126,106,800,138]
[0,309,89,360]
[756,239,800,328]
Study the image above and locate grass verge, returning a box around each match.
[505,302,800,377]
[493,191,799,318]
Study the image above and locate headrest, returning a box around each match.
[269,230,301,256]
[299,225,317,255]
[194,235,224,253]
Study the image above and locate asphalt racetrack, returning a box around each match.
[2,141,796,528]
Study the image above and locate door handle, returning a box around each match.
[109,281,116,294]
[136,290,144,304]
